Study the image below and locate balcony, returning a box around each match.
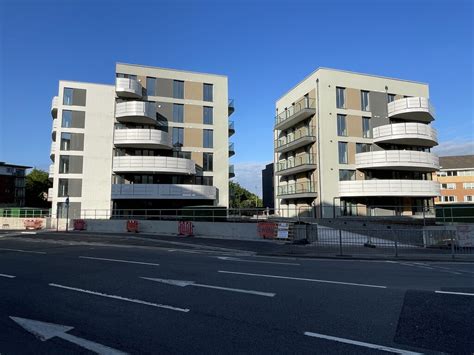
[277,182,318,199]
[50,142,57,160]
[275,127,316,153]
[47,188,53,202]
[387,97,435,122]
[275,154,317,176]
[339,180,440,197]
[275,97,316,131]
[48,165,54,179]
[51,96,59,118]
[355,150,439,172]
[115,101,156,125]
[114,129,172,149]
[111,184,217,200]
[228,120,235,137]
[229,142,235,157]
[228,99,235,116]
[373,122,438,147]
[52,119,59,141]
[229,164,235,178]
[113,156,195,175]
[115,78,143,99]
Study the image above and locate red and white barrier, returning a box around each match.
[178,221,194,237]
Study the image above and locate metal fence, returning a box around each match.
[0,208,50,218]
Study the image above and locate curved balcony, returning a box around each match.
[115,78,143,99]
[228,120,235,137]
[373,122,438,147]
[355,150,439,172]
[229,143,235,157]
[387,97,435,122]
[114,129,172,149]
[51,96,59,118]
[229,164,235,178]
[275,97,316,131]
[48,165,54,180]
[50,142,57,160]
[52,119,59,141]
[112,184,217,200]
[275,127,316,153]
[339,180,440,197]
[228,99,235,116]
[115,101,156,125]
[275,154,317,176]
[47,188,54,202]
[113,156,195,175]
[277,181,317,199]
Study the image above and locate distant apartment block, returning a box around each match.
[48,63,235,218]
[435,155,474,204]
[261,163,274,209]
[0,162,30,207]
[274,68,440,218]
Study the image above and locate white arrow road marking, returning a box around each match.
[218,271,387,289]
[49,283,189,312]
[79,256,160,266]
[10,316,127,355]
[304,331,422,355]
[0,248,46,254]
[0,273,15,278]
[141,277,276,297]
[216,256,300,266]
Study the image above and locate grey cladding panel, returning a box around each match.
[72,111,85,128]
[156,78,173,98]
[73,89,87,106]
[69,156,83,173]
[71,133,85,151]
[68,179,82,197]
[369,92,389,128]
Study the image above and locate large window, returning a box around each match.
[362,117,371,138]
[172,127,184,146]
[387,93,396,103]
[63,88,73,105]
[339,169,355,181]
[146,77,156,96]
[336,87,345,109]
[60,133,72,150]
[173,104,184,123]
[338,142,348,164]
[203,106,213,124]
[356,143,371,153]
[59,156,70,174]
[464,182,474,189]
[63,87,86,106]
[62,110,85,128]
[465,196,474,202]
[203,129,213,148]
[441,183,456,190]
[361,90,370,111]
[173,80,184,99]
[441,196,457,202]
[203,83,213,102]
[203,153,213,171]
[337,114,347,136]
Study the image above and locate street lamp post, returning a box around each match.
[65,196,70,233]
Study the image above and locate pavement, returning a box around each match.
[0,231,473,354]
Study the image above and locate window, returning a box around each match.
[437,171,447,176]
[337,114,347,136]
[172,127,184,146]
[59,156,70,173]
[465,196,474,202]
[361,90,370,111]
[63,88,73,105]
[63,88,86,106]
[459,170,474,176]
[339,169,355,181]
[387,94,396,103]
[441,183,456,190]
[62,110,72,128]
[441,196,457,202]
[146,77,156,96]
[362,117,371,138]
[203,176,213,186]
[173,80,184,99]
[203,129,213,148]
[203,106,213,124]
[464,182,474,189]
[61,110,85,129]
[447,171,458,176]
[172,151,191,159]
[336,87,345,109]
[60,133,72,150]
[203,83,213,102]
[338,142,348,164]
[356,143,371,154]
[173,104,184,123]
[58,179,69,197]
[203,153,213,171]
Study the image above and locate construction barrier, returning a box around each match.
[126,220,139,233]
[73,219,86,231]
[178,221,194,237]
[24,219,43,230]
[257,222,277,239]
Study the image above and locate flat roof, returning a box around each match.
[116,62,228,78]
[0,162,31,169]
[59,80,114,88]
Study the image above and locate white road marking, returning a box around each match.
[435,290,474,297]
[49,283,189,312]
[0,273,15,278]
[0,248,46,254]
[10,316,127,355]
[218,271,387,289]
[141,277,276,297]
[79,256,160,266]
[395,261,464,275]
[304,331,422,354]
[216,256,300,266]
[20,232,37,235]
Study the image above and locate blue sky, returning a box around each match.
[1,0,473,196]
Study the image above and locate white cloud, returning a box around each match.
[233,161,269,197]
[433,140,474,157]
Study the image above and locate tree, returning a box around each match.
[229,181,262,208]
[25,168,51,208]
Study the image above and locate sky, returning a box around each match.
[0,0,473,196]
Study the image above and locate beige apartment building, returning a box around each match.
[435,155,474,204]
[274,68,440,218]
[48,63,235,218]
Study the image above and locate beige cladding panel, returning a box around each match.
[184,104,203,124]
[348,142,356,164]
[184,128,203,147]
[156,78,173,98]
[185,81,203,101]
[346,88,360,110]
[191,152,203,166]
[347,115,363,137]
[356,170,365,180]
[138,76,147,88]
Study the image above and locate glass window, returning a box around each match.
[339,169,355,181]
[60,133,72,151]
[59,156,70,173]
[172,151,191,159]
[387,94,396,103]
[173,104,184,123]
[203,83,213,102]
[464,182,474,189]
[62,110,72,128]
[146,77,156,96]
[447,171,458,176]
[63,88,73,105]
[361,90,370,111]
[338,142,348,164]
[173,80,184,99]
[441,183,456,190]
[442,196,457,202]
[337,114,347,136]
[356,143,371,153]
[203,106,213,124]
[203,153,213,171]
[362,117,371,138]
[336,87,345,109]
[465,196,473,202]
[172,127,184,146]
[203,176,213,186]
[203,129,213,148]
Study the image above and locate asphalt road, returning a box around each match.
[0,233,473,354]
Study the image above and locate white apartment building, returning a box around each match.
[274,68,440,218]
[48,63,235,218]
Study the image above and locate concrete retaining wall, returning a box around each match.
[0,217,50,230]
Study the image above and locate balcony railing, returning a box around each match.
[115,101,156,124]
[115,78,143,98]
[51,96,59,118]
[112,184,217,200]
[275,97,316,130]
[355,150,439,172]
[113,156,195,175]
[277,181,317,197]
[387,97,435,122]
[50,142,56,158]
[229,164,235,178]
[47,188,54,202]
[373,122,438,147]
[228,99,235,116]
[48,165,54,179]
[276,154,317,175]
[275,126,316,153]
[229,142,235,157]
[339,180,440,197]
[114,129,172,149]
[228,120,235,136]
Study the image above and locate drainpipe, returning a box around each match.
[316,78,323,218]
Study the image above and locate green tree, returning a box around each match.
[229,181,262,208]
[25,168,51,208]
